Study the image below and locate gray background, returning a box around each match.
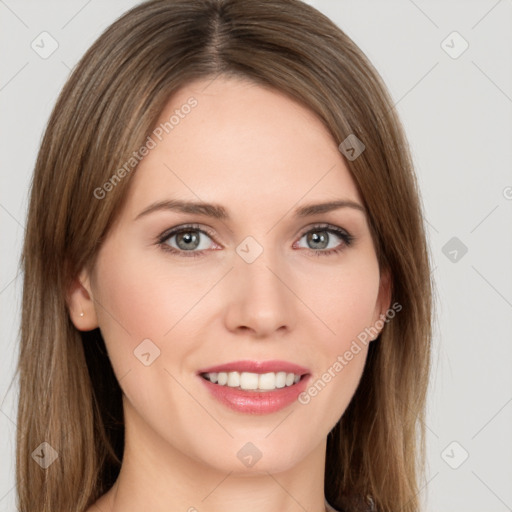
[1,0,511,510]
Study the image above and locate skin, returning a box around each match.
[69,76,390,512]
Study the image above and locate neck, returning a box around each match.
[104,398,329,512]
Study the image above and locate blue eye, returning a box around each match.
[158,224,217,258]
[295,224,354,256]
[157,223,354,258]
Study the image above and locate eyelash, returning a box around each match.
[156,223,354,258]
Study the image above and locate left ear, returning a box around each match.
[371,267,392,341]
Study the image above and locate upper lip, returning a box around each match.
[197,360,310,375]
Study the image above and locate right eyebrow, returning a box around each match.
[135,199,228,221]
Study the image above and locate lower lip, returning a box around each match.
[198,374,311,414]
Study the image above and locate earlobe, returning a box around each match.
[67,268,99,331]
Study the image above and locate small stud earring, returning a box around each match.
[80,311,84,317]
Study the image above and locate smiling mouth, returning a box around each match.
[200,371,306,392]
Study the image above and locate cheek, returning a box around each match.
[293,251,379,417]
[91,240,219,377]
[90,243,181,369]
[92,232,380,385]
[295,252,381,349]
[297,263,376,425]
[330,271,380,343]
[93,234,199,327]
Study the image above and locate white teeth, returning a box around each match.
[203,371,302,391]
[240,372,259,389]
[227,371,240,387]
[275,371,286,388]
[259,372,277,390]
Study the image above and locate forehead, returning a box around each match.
[125,76,362,216]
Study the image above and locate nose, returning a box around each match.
[223,252,297,338]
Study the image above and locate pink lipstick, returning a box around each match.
[197,360,311,414]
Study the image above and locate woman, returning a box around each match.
[16,1,433,511]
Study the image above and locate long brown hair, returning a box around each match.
[16,1,433,511]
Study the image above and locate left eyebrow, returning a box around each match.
[295,199,366,217]
[134,198,366,221]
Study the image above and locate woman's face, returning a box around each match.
[76,76,390,476]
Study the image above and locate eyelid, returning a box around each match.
[297,222,350,238]
[293,222,354,251]
[157,223,217,243]
[158,222,351,242]
[157,222,354,256]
